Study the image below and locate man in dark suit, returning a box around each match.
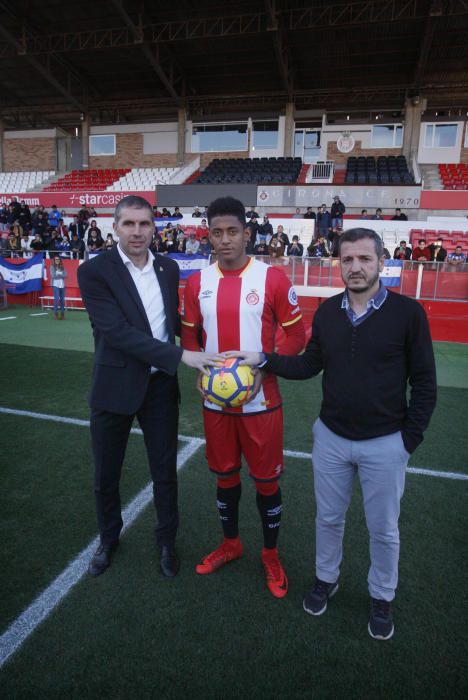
[78,195,219,579]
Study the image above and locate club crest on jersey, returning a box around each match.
[246,290,260,305]
[288,287,298,306]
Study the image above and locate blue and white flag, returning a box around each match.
[155,217,180,232]
[0,254,43,294]
[380,259,403,287]
[167,253,210,279]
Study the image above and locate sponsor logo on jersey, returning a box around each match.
[288,287,298,306]
[200,289,213,298]
[246,290,260,305]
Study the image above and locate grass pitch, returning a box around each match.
[0,308,467,699]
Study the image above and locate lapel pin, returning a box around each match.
[159,267,163,271]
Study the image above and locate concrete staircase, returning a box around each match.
[420,164,442,190]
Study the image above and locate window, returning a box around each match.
[252,120,279,150]
[372,125,403,148]
[89,134,116,156]
[192,123,248,152]
[424,123,458,148]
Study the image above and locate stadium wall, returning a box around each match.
[4,130,57,171]
[89,133,179,169]
[326,141,402,164]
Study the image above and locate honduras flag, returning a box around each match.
[0,254,43,294]
[167,253,210,279]
[380,259,403,287]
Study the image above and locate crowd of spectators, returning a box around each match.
[1,198,465,268]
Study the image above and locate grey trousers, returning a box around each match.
[312,418,408,601]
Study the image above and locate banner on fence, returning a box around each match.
[167,253,210,279]
[0,254,43,294]
[380,259,403,287]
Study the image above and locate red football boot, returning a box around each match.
[196,538,243,575]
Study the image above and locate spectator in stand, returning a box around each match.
[9,197,21,220]
[372,208,384,220]
[254,238,269,256]
[88,220,102,238]
[7,205,17,226]
[7,231,21,257]
[78,206,91,224]
[293,208,302,219]
[70,232,85,259]
[185,232,200,255]
[276,224,290,248]
[246,206,259,219]
[88,207,98,218]
[47,229,62,253]
[150,235,166,255]
[68,215,86,239]
[30,232,44,252]
[304,207,316,220]
[259,215,273,241]
[161,208,172,218]
[317,205,331,239]
[153,206,162,217]
[412,239,431,262]
[56,232,71,256]
[20,233,32,258]
[50,255,67,320]
[48,204,61,229]
[429,238,447,263]
[268,233,285,258]
[164,231,177,255]
[287,235,304,257]
[173,222,186,241]
[192,206,202,218]
[383,246,391,259]
[331,196,346,229]
[331,228,345,257]
[33,212,48,238]
[11,220,23,239]
[307,234,329,258]
[195,218,209,240]
[393,240,412,260]
[361,209,370,219]
[176,231,186,252]
[447,245,466,269]
[247,214,259,249]
[87,229,104,252]
[58,219,69,238]
[198,236,211,257]
[18,201,32,231]
[392,208,408,221]
[0,203,9,231]
[104,233,116,251]
[173,207,183,219]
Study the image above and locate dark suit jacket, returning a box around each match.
[77,246,183,415]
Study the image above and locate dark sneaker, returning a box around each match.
[368,598,394,640]
[303,577,339,616]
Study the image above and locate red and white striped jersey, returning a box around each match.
[182,257,305,414]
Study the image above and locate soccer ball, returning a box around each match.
[201,358,255,408]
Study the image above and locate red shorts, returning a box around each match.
[203,408,284,482]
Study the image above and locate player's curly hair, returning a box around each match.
[206,197,246,228]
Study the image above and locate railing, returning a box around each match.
[307,161,334,183]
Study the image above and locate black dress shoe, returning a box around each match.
[88,542,118,577]
[159,545,180,577]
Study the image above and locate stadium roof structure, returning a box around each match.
[1,0,468,129]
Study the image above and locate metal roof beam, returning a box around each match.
[2,1,468,56]
[110,0,184,108]
[264,0,293,99]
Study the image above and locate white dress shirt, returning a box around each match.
[117,244,169,372]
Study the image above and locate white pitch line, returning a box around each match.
[1,408,467,483]
[285,449,468,481]
[0,316,16,321]
[30,312,49,317]
[0,435,204,670]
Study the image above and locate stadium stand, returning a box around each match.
[409,228,468,253]
[344,155,414,185]
[195,157,302,184]
[438,163,468,190]
[0,171,55,193]
[43,169,130,192]
[107,167,184,191]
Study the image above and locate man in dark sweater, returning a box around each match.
[229,227,437,641]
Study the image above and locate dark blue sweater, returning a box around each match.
[265,291,437,453]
